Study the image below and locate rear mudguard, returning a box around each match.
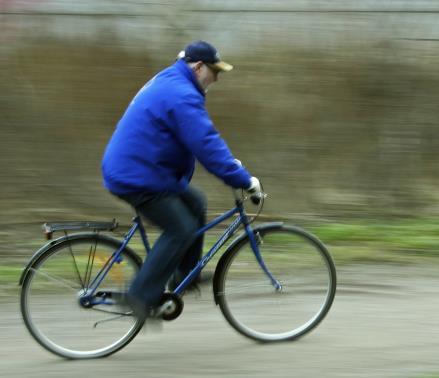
[18,233,142,286]
[212,222,284,305]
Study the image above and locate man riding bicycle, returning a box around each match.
[101,40,262,319]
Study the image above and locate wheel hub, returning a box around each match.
[77,288,94,308]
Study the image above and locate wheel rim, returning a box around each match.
[21,237,142,358]
[220,228,336,341]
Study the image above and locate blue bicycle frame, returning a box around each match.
[87,195,281,303]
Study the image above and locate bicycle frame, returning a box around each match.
[87,196,280,303]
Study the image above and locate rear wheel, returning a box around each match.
[215,224,336,342]
[20,234,144,359]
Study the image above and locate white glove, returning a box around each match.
[246,177,263,204]
[246,176,261,193]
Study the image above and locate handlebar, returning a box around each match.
[232,186,266,224]
[232,181,267,209]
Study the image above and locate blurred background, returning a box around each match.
[2,1,439,257]
[2,1,439,377]
[2,0,439,260]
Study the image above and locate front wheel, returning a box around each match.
[20,234,144,359]
[215,224,336,342]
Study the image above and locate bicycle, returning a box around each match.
[19,188,337,359]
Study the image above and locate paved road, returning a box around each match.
[1,264,439,378]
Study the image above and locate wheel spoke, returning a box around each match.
[29,267,81,292]
[84,239,98,289]
[66,237,86,289]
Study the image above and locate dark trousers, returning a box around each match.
[117,186,207,307]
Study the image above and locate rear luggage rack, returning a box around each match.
[42,219,118,240]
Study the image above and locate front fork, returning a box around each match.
[241,214,282,291]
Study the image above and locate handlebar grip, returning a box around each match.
[250,194,262,205]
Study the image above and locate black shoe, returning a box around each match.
[117,293,163,323]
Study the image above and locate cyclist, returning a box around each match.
[101,40,262,319]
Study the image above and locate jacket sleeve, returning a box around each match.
[171,94,252,189]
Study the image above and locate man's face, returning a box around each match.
[193,62,219,92]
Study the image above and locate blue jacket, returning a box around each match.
[102,59,252,195]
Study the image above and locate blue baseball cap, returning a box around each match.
[177,40,233,72]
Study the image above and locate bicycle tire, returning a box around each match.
[214,223,336,342]
[20,233,144,359]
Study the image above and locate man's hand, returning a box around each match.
[246,177,264,205]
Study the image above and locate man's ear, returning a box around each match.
[193,61,203,71]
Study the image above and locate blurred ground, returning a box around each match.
[2,264,439,378]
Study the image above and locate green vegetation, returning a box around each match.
[0,265,22,283]
[0,265,22,298]
[2,217,439,291]
[309,217,439,264]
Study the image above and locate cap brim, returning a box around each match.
[210,61,233,72]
